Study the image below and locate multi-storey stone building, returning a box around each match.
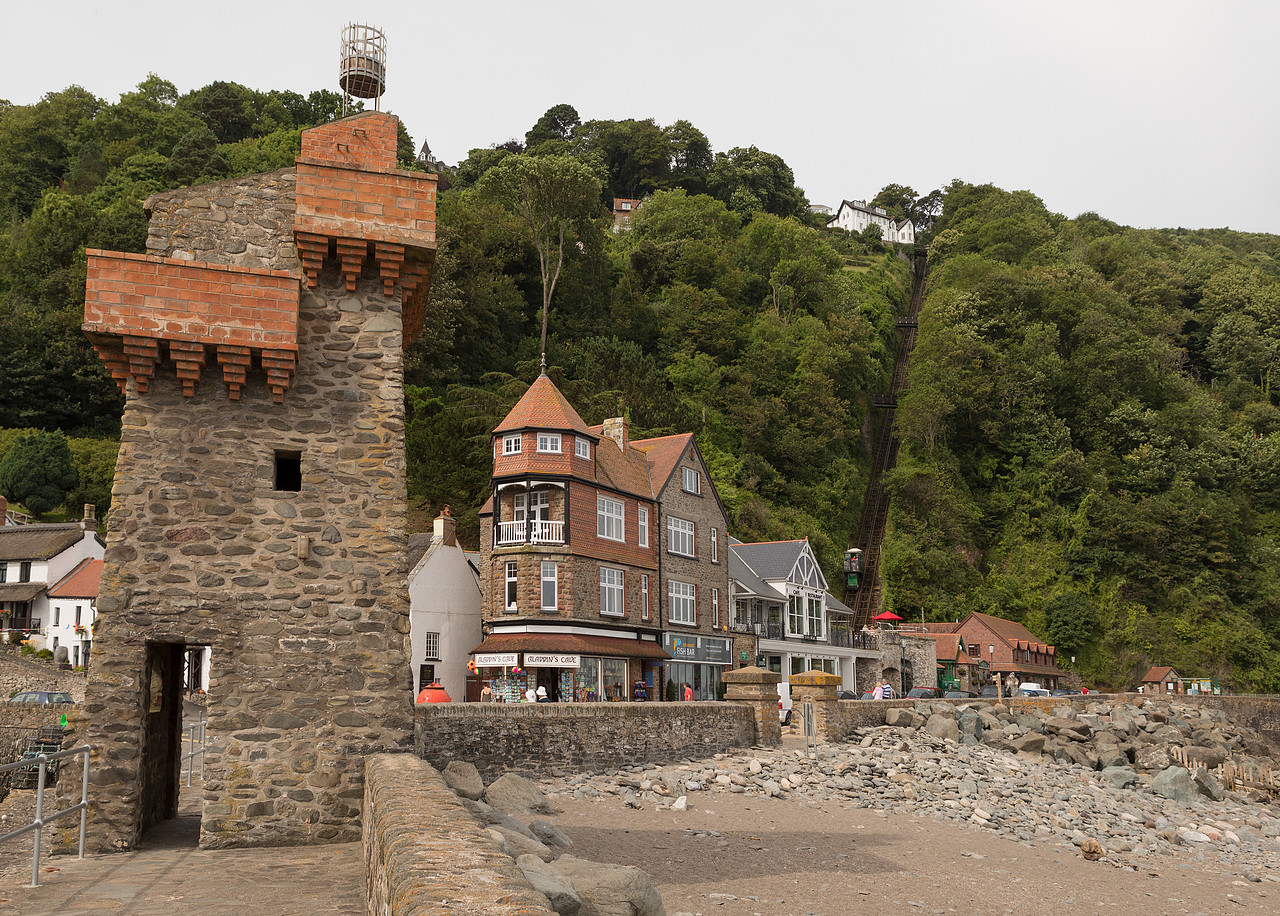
[70,111,434,851]
[632,433,733,698]
[474,375,732,702]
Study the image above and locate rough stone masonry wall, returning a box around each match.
[0,647,87,701]
[415,702,757,777]
[67,175,414,852]
[364,754,552,916]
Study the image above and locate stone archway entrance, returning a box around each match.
[139,642,184,837]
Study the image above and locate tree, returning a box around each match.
[525,103,580,149]
[0,430,78,519]
[870,184,917,222]
[477,155,604,357]
[169,125,228,185]
[707,147,808,219]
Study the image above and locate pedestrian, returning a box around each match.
[536,686,550,703]
[480,683,495,703]
[525,687,537,703]
[882,680,895,700]
[1081,685,1088,695]
[683,682,693,702]
[872,682,884,700]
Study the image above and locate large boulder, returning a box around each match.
[1045,717,1092,741]
[487,826,555,862]
[1194,769,1225,801]
[530,819,574,849]
[958,712,983,742]
[1097,747,1130,769]
[1183,745,1227,769]
[486,773,556,817]
[1008,733,1045,755]
[885,707,921,728]
[1151,766,1197,802]
[544,855,665,916]
[518,855,582,916]
[1100,766,1138,789]
[924,715,961,743]
[1133,744,1173,771]
[441,760,485,800]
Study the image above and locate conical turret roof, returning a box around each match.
[494,373,594,436]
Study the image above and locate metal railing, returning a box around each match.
[0,744,92,887]
[183,718,206,786]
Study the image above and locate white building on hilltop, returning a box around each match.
[828,200,915,245]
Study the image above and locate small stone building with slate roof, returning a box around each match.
[1141,665,1182,694]
[0,505,103,640]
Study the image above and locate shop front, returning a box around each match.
[661,633,733,701]
[470,629,669,702]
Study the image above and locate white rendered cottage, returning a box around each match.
[827,199,915,245]
[0,505,103,642]
[408,511,482,701]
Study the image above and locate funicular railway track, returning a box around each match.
[847,251,928,628]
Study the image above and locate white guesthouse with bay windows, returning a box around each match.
[729,537,869,687]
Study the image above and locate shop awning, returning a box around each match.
[471,632,671,661]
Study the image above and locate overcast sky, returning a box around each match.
[12,1,1278,233]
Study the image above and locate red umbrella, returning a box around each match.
[873,611,904,621]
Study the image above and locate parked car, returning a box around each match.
[778,683,792,725]
[945,690,978,699]
[1017,687,1051,697]
[8,690,73,704]
[861,691,877,700]
[1051,689,1079,697]
[979,685,1002,698]
[906,687,945,699]
[837,690,859,700]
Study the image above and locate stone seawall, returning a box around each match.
[415,702,757,776]
[0,648,86,702]
[363,754,552,916]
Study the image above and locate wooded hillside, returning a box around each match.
[2,83,1278,689]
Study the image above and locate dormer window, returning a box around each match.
[575,438,591,459]
[503,434,522,455]
[537,433,562,454]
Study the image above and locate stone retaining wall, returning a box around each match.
[0,648,87,702]
[1174,695,1280,745]
[415,702,757,776]
[363,754,552,915]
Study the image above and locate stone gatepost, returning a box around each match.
[789,670,842,741]
[723,666,782,746]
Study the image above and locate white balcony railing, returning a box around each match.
[496,520,565,546]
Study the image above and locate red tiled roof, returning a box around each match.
[966,611,1054,653]
[470,632,670,660]
[47,558,102,598]
[1142,666,1178,683]
[594,440,654,499]
[631,434,692,491]
[494,375,594,436]
[912,632,968,664]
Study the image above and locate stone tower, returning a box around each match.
[71,112,435,850]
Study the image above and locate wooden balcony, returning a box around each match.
[495,520,565,546]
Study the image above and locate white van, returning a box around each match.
[777,682,792,725]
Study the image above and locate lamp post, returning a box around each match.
[991,645,1000,701]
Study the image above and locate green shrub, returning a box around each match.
[35,649,54,659]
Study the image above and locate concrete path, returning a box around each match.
[0,785,364,915]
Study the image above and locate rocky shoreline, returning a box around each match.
[537,696,1280,884]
